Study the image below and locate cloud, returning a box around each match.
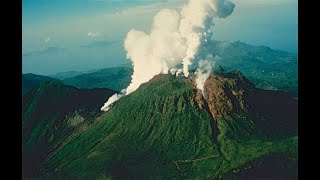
[104,0,184,18]
[101,0,235,112]
[124,0,235,94]
[44,37,51,43]
[88,32,100,38]
[22,47,63,57]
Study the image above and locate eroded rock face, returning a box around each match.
[194,90,206,110]
[192,71,255,120]
[191,71,297,137]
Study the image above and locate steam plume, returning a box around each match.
[195,58,215,94]
[101,0,235,112]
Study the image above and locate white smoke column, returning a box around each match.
[195,58,215,94]
[125,0,234,94]
[179,0,209,77]
[101,0,235,112]
[179,0,235,77]
[124,9,188,94]
[100,89,125,111]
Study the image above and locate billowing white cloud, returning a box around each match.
[101,0,235,112]
[124,0,235,94]
[44,37,51,43]
[88,32,100,38]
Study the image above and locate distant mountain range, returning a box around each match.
[22,40,297,95]
[61,66,133,91]
[23,65,132,95]
[22,71,297,179]
[209,40,298,95]
[22,73,60,95]
[50,69,100,80]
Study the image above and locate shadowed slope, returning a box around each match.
[22,81,116,178]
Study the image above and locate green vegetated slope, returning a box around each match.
[38,73,297,179]
[22,73,59,95]
[62,67,133,91]
[22,81,117,178]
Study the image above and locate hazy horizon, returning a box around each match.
[23,0,298,75]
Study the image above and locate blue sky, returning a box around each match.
[22,0,298,75]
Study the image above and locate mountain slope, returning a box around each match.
[40,75,219,178]
[50,70,88,80]
[196,71,297,138]
[208,40,298,95]
[62,66,133,91]
[22,81,116,178]
[22,73,59,95]
[36,73,297,179]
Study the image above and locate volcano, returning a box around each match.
[22,71,298,179]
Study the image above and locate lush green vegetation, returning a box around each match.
[22,81,116,177]
[22,40,298,178]
[34,75,297,179]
